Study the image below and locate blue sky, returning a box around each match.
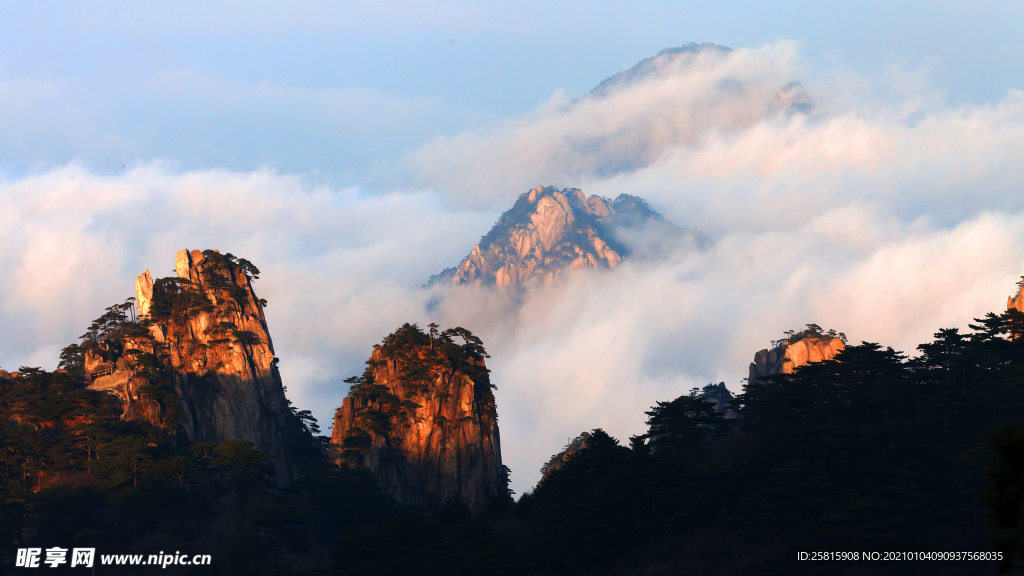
[1,1,1021,184]
[3,1,1024,492]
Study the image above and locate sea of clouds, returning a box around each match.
[2,41,1024,493]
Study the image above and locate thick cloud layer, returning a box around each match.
[2,42,1024,494]
[405,43,804,207]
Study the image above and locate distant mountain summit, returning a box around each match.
[588,42,813,115]
[428,185,704,289]
[588,43,732,98]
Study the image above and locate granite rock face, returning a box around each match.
[87,358,164,428]
[1008,282,1024,314]
[430,185,702,289]
[85,249,302,484]
[135,269,154,317]
[749,334,845,384]
[330,324,504,513]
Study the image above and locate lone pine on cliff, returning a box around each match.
[428,185,705,289]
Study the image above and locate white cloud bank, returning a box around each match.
[2,42,1024,494]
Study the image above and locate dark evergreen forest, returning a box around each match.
[5,309,1024,574]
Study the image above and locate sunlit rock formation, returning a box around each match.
[749,326,846,384]
[1008,280,1024,313]
[86,357,163,428]
[330,324,505,513]
[83,249,303,484]
[135,269,154,317]
[429,185,702,289]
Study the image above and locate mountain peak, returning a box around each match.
[84,248,304,484]
[477,185,613,252]
[588,43,732,98]
[431,186,624,288]
[429,186,704,289]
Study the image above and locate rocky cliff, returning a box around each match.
[430,185,702,289]
[330,324,505,513]
[1008,280,1024,313]
[749,327,846,384]
[82,249,304,484]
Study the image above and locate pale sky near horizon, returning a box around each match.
[3,1,1024,492]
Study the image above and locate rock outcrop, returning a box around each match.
[429,185,702,289]
[330,324,504,513]
[1008,281,1024,313]
[698,382,740,419]
[135,269,154,317]
[769,81,814,115]
[87,357,164,428]
[83,249,303,484]
[539,431,595,483]
[749,331,846,384]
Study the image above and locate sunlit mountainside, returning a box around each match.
[428,185,706,288]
